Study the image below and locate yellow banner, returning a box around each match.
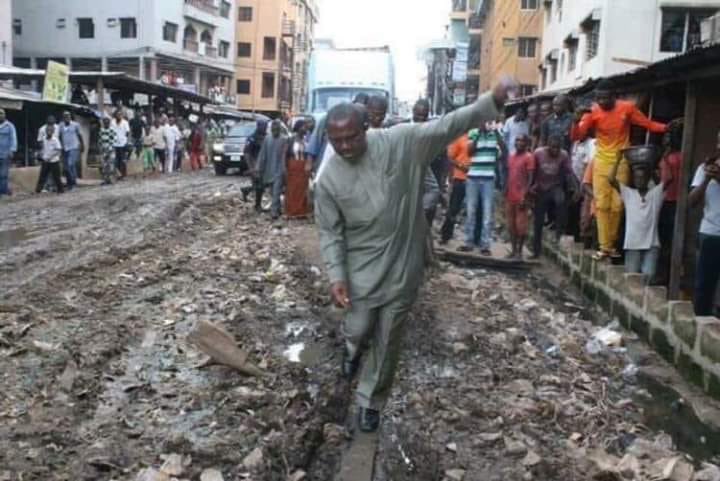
[42,61,70,103]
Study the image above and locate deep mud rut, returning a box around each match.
[1,171,719,481]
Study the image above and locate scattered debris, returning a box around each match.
[200,468,224,481]
[187,320,265,377]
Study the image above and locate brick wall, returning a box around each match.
[544,235,720,399]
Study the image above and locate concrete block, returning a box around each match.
[582,280,597,302]
[593,262,609,284]
[606,265,625,291]
[670,301,698,348]
[699,317,720,364]
[707,372,720,399]
[614,301,631,330]
[572,242,585,268]
[645,286,669,323]
[581,253,593,276]
[597,288,612,313]
[570,270,582,288]
[650,328,675,364]
[624,274,646,307]
[677,351,705,388]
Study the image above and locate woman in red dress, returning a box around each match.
[285,119,312,218]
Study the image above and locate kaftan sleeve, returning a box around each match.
[393,92,500,167]
[315,182,347,284]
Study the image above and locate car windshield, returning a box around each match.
[227,122,257,138]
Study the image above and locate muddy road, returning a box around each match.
[1,171,719,481]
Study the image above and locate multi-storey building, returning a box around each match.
[234,0,318,117]
[540,0,720,92]
[11,0,235,101]
[477,0,544,97]
[0,0,12,66]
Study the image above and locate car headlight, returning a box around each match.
[213,143,225,153]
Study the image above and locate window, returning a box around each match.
[237,42,252,57]
[518,37,537,58]
[163,22,178,42]
[236,79,251,95]
[584,20,600,60]
[520,85,537,97]
[262,72,275,98]
[567,41,578,71]
[503,37,516,47]
[12,19,21,36]
[550,60,558,83]
[220,1,231,18]
[219,40,230,58]
[77,18,94,39]
[263,37,277,60]
[120,18,137,38]
[238,6,253,22]
[660,9,715,53]
[521,0,538,10]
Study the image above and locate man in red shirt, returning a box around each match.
[658,127,683,282]
[505,134,535,259]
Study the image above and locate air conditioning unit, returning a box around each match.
[107,18,118,28]
[701,13,720,45]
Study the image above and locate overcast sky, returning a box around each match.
[315,0,450,102]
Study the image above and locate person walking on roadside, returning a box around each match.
[689,131,720,316]
[241,120,268,209]
[35,124,64,194]
[111,110,130,179]
[315,80,513,432]
[149,117,167,173]
[285,119,312,218]
[530,135,577,258]
[189,121,205,171]
[59,111,84,191]
[255,120,288,220]
[129,110,145,159]
[440,134,471,244]
[540,95,573,152]
[505,134,535,259]
[98,117,118,185]
[0,109,17,197]
[460,121,503,255]
[572,80,671,260]
[163,115,182,174]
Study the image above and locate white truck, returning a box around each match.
[307,41,396,115]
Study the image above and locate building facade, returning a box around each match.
[477,0,544,96]
[234,0,318,117]
[0,0,11,66]
[11,0,235,101]
[540,0,720,92]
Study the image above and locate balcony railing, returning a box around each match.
[282,20,296,36]
[184,0,219,16]
[183,39,199,53]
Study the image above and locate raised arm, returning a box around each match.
[400,91,503,166]
[630,105,667,134]
[571,111,595,142]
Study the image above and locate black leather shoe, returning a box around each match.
[358,407,380,432]
[341,350,359,380]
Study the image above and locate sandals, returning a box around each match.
[592,250,609,261]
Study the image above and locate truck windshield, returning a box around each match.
[312,88,387,113]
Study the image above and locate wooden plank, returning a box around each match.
[335,430,379,481]
[669,80,697,300]
[436,247,539,270]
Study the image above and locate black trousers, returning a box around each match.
[441,179,466,243]
[695,234,720,316]
[115,147,128,177]
[533,187,566,255]
[36,162,64,193]
[154,148,166,171]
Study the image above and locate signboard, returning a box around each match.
[42,61,70,102]
[452,42,469,82]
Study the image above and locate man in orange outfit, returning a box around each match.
[572,80,669,259]
[440,134,472,244]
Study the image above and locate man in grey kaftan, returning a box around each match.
[314,86,509,431]
[256,120,287,219]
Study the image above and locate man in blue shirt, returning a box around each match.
[0,109,17,197]
[59,111,85,190]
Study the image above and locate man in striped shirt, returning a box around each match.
[460,122,504,255]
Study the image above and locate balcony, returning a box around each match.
[282,20,296,37]
[183,39,199,53]
[469,13,484,32]
[184,0,219,16]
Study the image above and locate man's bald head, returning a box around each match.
[327,102,369,161]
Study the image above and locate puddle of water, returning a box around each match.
[283,342,324,366]
[635,372,720,464]
[0,228,32,249]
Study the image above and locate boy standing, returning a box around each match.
[505,135,535,259]
[35,124,64,194]
[609,153,670,281]
[98,117,118,185]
